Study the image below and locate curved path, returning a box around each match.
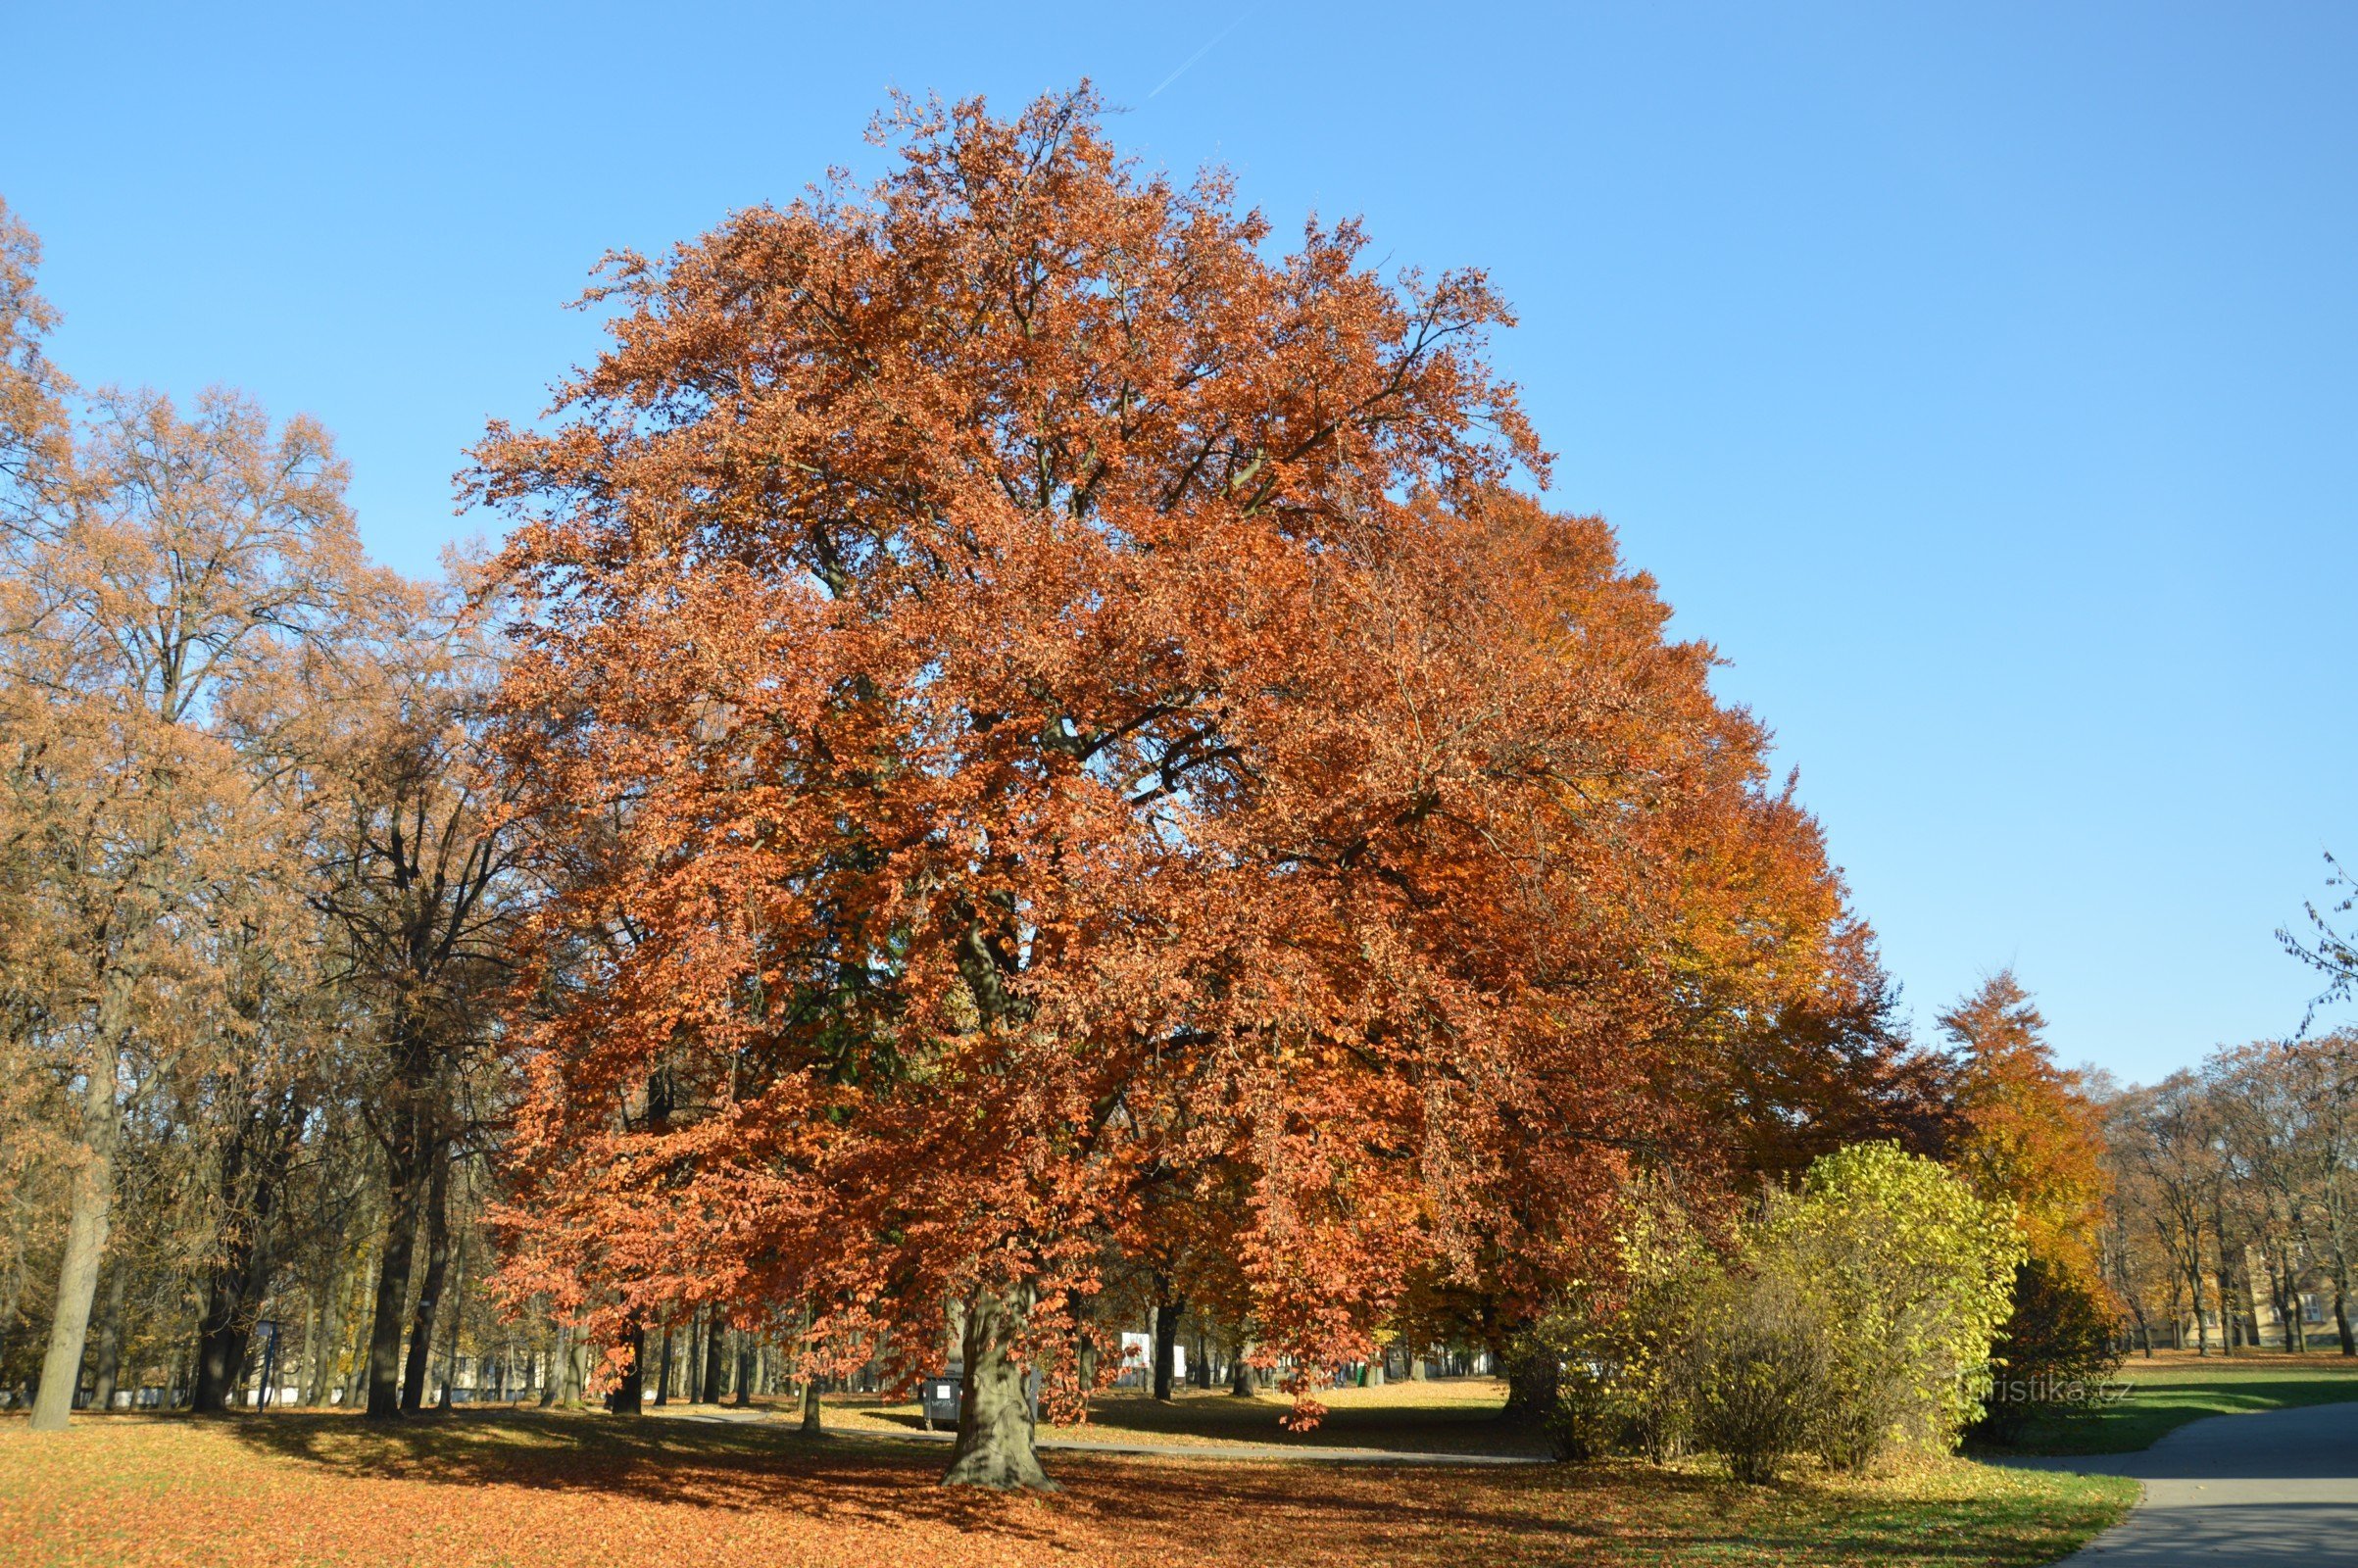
[2013,1399,2358,1563]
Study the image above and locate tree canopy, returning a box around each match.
[469,87,1906,1486]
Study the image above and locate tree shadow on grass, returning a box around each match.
[214,1408,1056,1539]
[856,1386,1546,1457]
[208,1409,2103,1566]
[206,1408,1651,1561]
[1983,1378,2358,1457]
[1720,1481,2129,1567]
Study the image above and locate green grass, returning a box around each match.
[1984,1348,2358,1455]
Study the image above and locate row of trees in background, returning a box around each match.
[0,88,2135,1490]
[2103,1031,2358,1356]
[0,195,529,1430]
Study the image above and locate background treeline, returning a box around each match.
[2102,1031,2358,1357]
[0,197,534,1425]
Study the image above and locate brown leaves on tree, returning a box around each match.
[470,87,1890,1458]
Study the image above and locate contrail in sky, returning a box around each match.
[1148,15,1248,100]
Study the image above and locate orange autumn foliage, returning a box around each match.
[1940,971,2110,1285]
[468,87,1893,1466]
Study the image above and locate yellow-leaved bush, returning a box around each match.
[1539,1144,2023,1483]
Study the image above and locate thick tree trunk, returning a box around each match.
[734,1332,756,1407]
[1230,1341,1256,1396]
[943,1286,1052,1490]
[400,1140,453,1412]
[365,1108,426,1419]
[610,1320,645,1414]
[89,1261,126,1411]
[31,1019,124,1432]
[191,1305,256,1413]
[542,1323,569,1407]
[654,1321,673,1405]
[1152,1290,1185,1402]
[800,1370,824,1434]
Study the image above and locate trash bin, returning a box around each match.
[920,1373,961,1431]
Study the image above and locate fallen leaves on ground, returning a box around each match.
[0,1411,2131,1568]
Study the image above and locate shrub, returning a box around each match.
[1542,1360,1629,1461]
[1971,1255,2124,1444]
[1535,1146,2023,1483]
[1770,1143,2023,1467]
[1685,1257,1835,1483]
[1530,1188,1712,1463]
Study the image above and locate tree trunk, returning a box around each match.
[190,1297,257,1414]
[1152,1289,1184,1402]
[702,1312,727,1403]
[654,1321,673,1405]
[798,1368,824,1434]
[89,1260,127,1412]
[307,1264,345,1406]
[400,1140,453,1412]
[195,1071,313,1414]
[341,1254,375,1408]
[542,1323,569,1407]
[2337,1275,2355,1356]
[2212,1209,2241,1355]
[31,1012,125,1432]
[1230,1341,1256,1396]
[364,1107,427,1419]
[435,1224,467,1410]
[610,1320,645,1414]
[942,1285,1052,1490]
[734,1332,756,1407]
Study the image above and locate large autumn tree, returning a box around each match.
[475,87,1886,1488]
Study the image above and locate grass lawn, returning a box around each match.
[0,1408,2131,1568]
[1986,1348,2358,1455]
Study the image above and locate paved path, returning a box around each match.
[647,1403,1545,1466]
[2010,1399,2358,1563]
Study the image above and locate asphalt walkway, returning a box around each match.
[2009,1398,2358,1564]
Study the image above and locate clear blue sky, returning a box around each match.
[6,3,2352,1084]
